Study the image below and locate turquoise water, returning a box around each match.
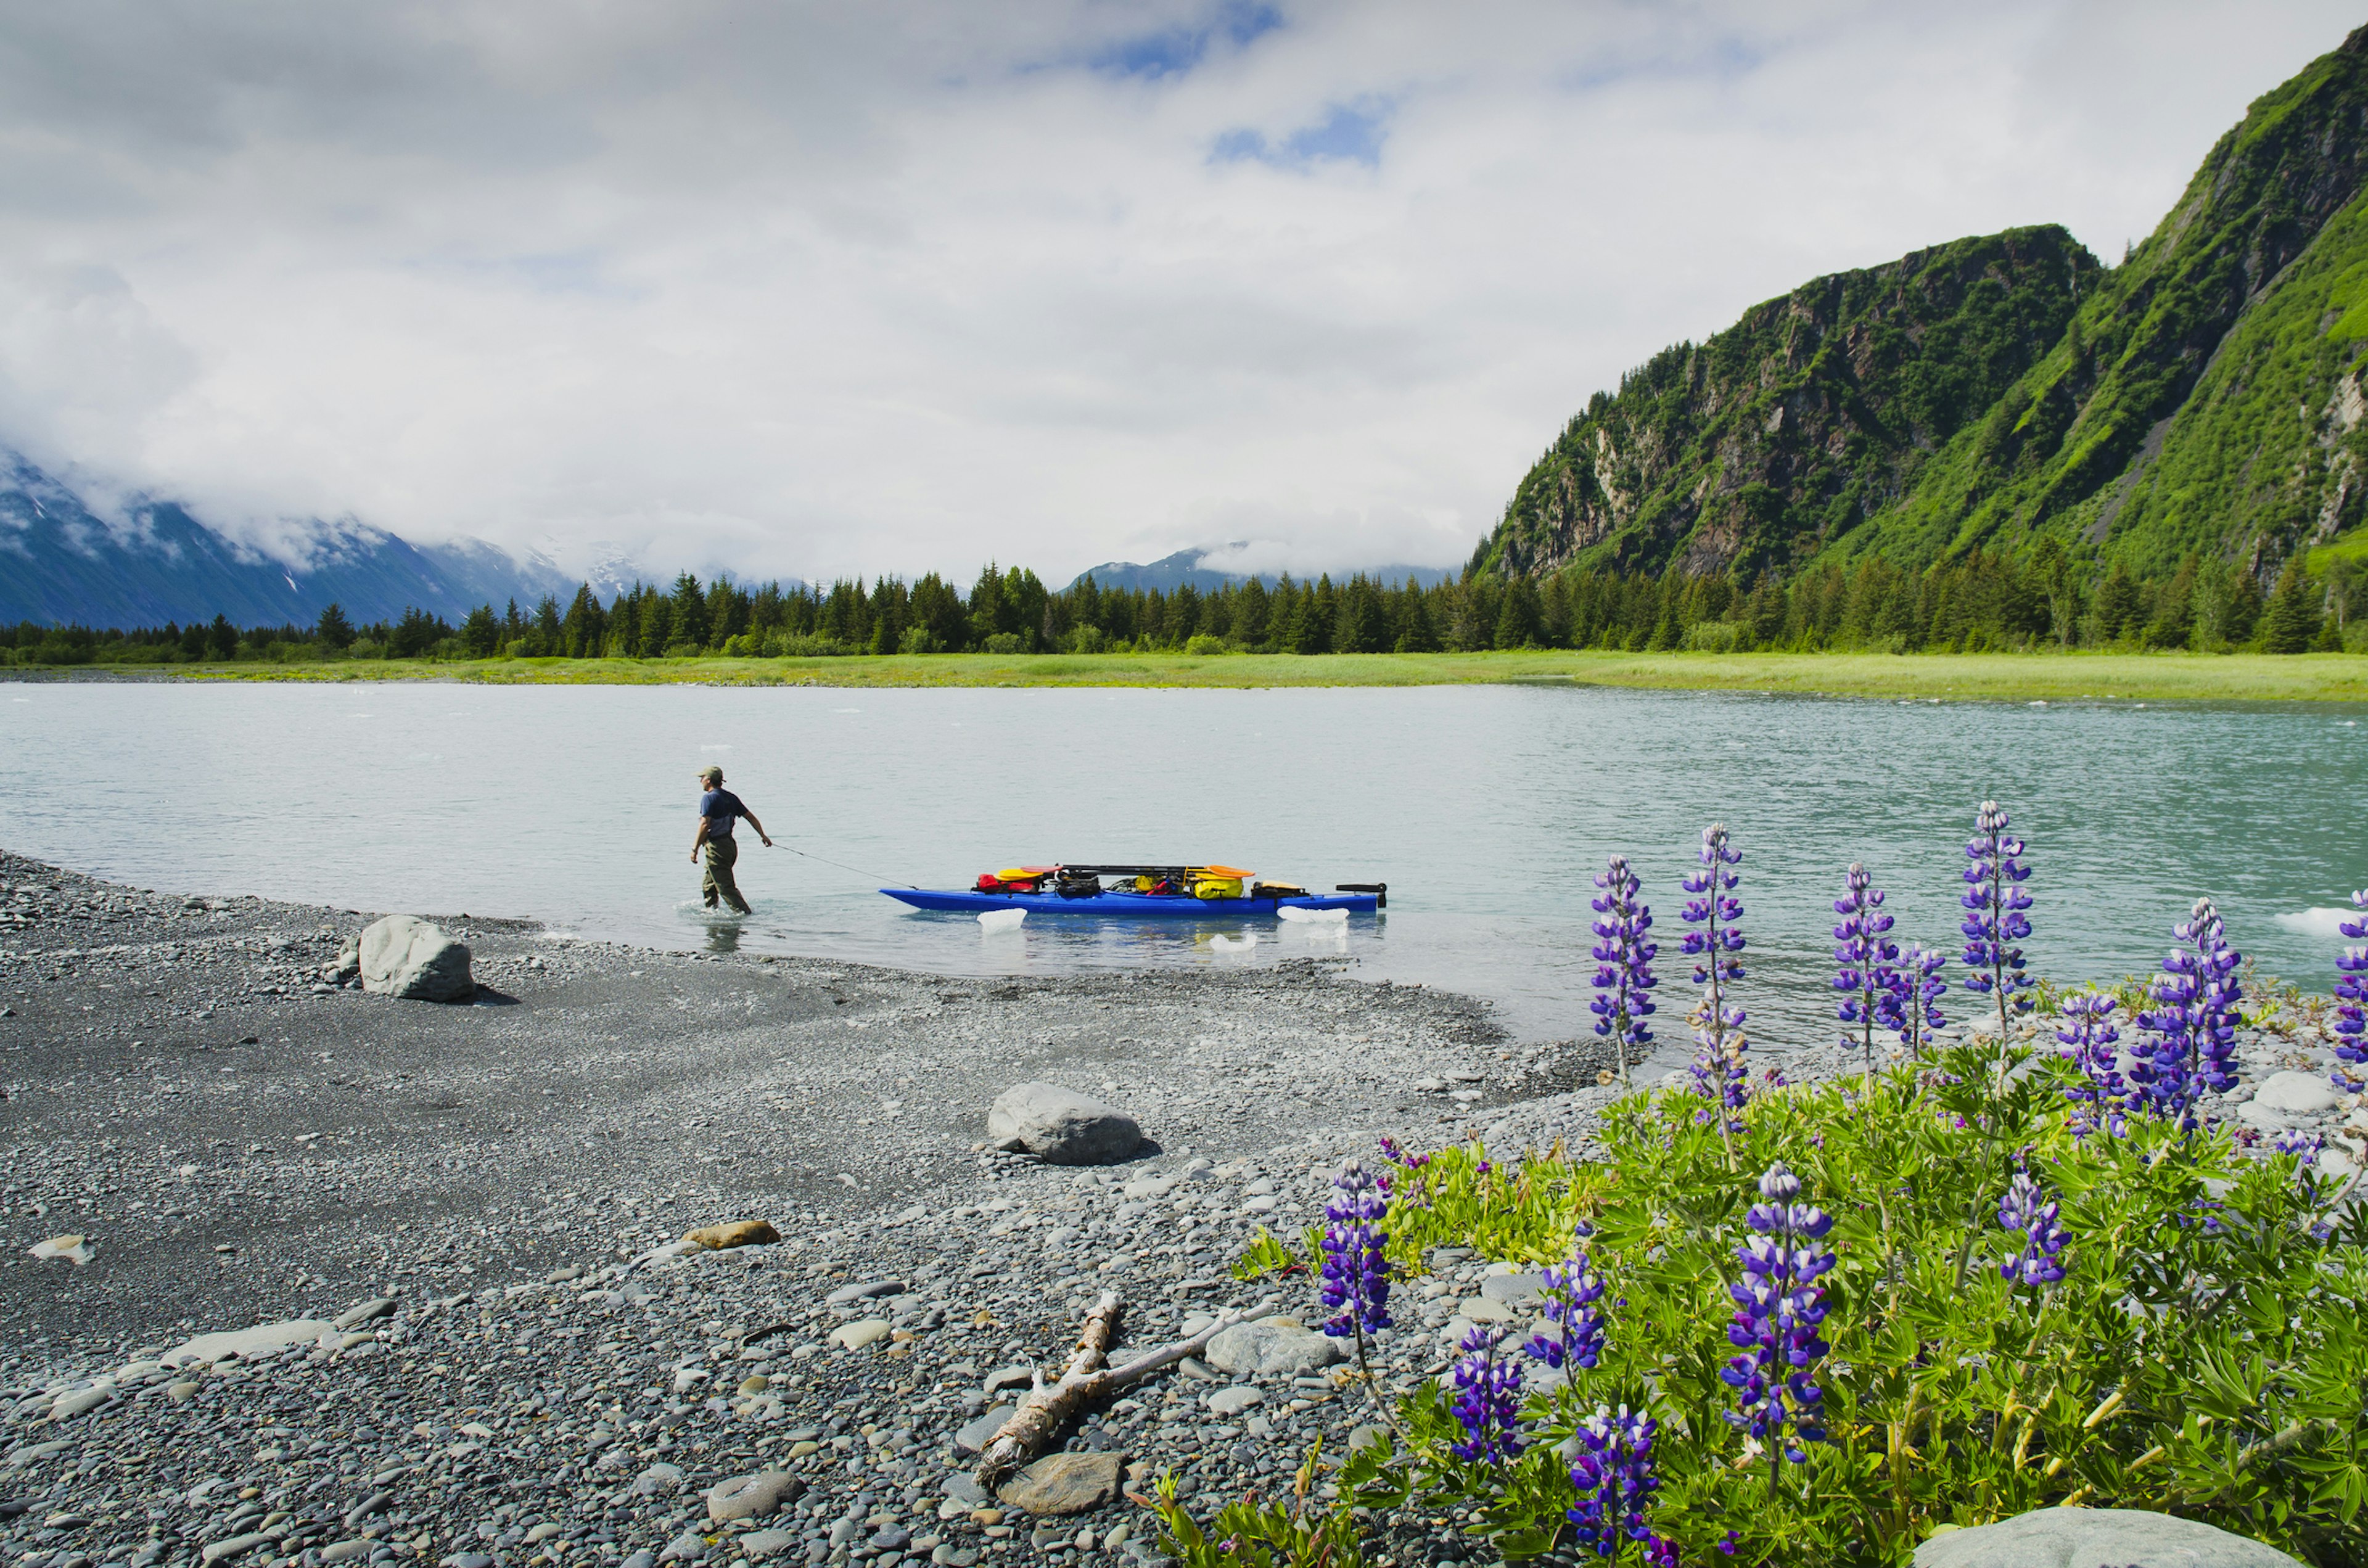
[2,680,2362,1060]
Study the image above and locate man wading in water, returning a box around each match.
[692,766,771,914]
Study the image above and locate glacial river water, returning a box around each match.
[3,679,2364,1070]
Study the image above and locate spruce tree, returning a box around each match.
[2222,567,2266,646]
[1494,575,1542,649]
[1334,577,1386,653]
[315,602,355,650]
[1292,578,1334,654]
[1396,589,1441,652]
[2262,559,2322,653]
[2092,559,2142,643]
[2145,556,2198,649]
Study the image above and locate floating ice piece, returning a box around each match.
[978,908,1027,933]
[1212,932,1257,951]
[1276,906,1349,925]
[2274,907,2359,939]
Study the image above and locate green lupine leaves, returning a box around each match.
[1250,1043,2367,1565]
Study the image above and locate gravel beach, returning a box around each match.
[7,853,2361,1568]
[0,852,1622,1568]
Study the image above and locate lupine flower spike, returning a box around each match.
[1446,1326,1524,1466]
[2131,898,2242,1130]
[1566,1403,1659,1559]
[1682,824,1749,1159]
[1997,1172,2069,1287]
[1891,943,1949,1061]
[1589,855,1659,1091]
[1525,1242,1608,1373]
[1317,1161,1392,1414]
[2333,889,2367,1096]
[1961,800,2034,1090]
[1722,1162,1832,1500]
[2057,992,2127,1139]
[1832,863,1901,1078]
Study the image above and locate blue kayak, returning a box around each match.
[883,887,1379,918]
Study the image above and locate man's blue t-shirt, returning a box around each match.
[699,788,747,839]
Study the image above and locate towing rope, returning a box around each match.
[764,840,919,889]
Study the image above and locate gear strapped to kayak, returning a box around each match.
[882,863,1385,918]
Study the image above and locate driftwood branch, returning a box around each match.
[974,1293,1278,1492]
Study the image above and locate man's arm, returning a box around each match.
[739,805,773,847]
[691,814,710,863]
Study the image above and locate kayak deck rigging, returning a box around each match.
[881,862,1384,918]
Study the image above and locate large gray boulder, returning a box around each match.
[1204,1318,1345,1377]
[1914,1507,2302,1568]
[987,1083,1140,1165]
[2253,1071,2342,1115]
[358,915,474,1001]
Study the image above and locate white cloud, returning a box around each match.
[0,0,2355,586]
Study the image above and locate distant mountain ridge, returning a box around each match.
[1476,23,2368,585]
[0,451,575,627]
[1070,546,1457,594]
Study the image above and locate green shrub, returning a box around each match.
[1149,1446,1365,1567]
[1301,1051,2368,1565]
[1183,633,1228,655]
[982,631,1027,654]
[762,632,855,657]
[1680,621,1747,654]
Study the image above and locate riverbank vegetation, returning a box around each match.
[13,649,2361,703]
[1161,813,2368,1566]
[3,545,2363,678]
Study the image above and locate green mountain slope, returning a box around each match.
[1479,22,2368,585]
[1484,228,2096,580]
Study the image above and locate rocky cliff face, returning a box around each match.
[1482,23,2368,583]
[1486,228,2095,580]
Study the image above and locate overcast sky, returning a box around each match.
[0,1,2359,585]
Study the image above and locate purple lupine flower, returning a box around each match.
[2274,1127,2325,1162]
[1889,942,1949,1060]
[1589,855,1659,1090]
[1833,863,1902,1076]
[1997,1172,2068,1287]
[2131,898,2243,1129]
[1524,1246,1607,1372]
[1445,1325,1524,1466]
[1317,1162,1391,1339]
[1961,800,2034,1082]
[2056,991,2127,1139]
[1564,1403,1658,1558]
[2334,889,2367,1095]
[2274,1131,2337,1234]
[1721,1162,1832,1483]
[1682,825,1749,1136]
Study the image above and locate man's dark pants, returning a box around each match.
[702,837,751,913]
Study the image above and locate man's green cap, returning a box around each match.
[699,765,723,783]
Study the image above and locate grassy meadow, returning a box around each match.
[30,647,2368,702]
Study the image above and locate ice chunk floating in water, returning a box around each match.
[1276,906,1349,924]
[977,908,1027,933]
[1212,932,1257,951]
[2275,907,2361,939]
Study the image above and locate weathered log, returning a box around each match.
[974,1292,1278,1492]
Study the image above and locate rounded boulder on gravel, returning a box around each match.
[986,1082,1141,1164]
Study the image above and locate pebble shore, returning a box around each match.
[6,855,2361,1568]
[0,853,1619,1568]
